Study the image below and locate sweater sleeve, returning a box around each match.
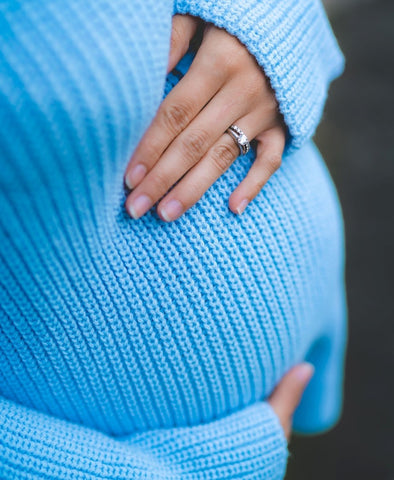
[0,396,288,479]
[172,0,345,151]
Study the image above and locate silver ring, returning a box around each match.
[226,125,250,156]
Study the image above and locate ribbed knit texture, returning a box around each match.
[174,0,345,150]
[0,0,346,478]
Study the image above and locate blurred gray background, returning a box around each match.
[287,0,394,478]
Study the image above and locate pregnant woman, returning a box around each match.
[0,0,346,478]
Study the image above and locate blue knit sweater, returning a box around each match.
[0,0,346,478]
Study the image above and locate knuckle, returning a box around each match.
[245,83,261,100]
[161,103,191,135]
[252,177,267,193]
[211,143,236,173]
[182,129,210,159]
[223,46,249,74]
[149,171,171,193]
[258,153,282,177]
[142,138,162,160]
[244,73,265,99]
[179,182,202,204]
[268,153,282,171]
[210,49,225,69]
[222,52,241,74]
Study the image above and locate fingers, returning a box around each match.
[268,363,314,440]
[228,125,286,215]
[125,23,275,193]
[167,15,199,73]
[125,55,223,190]
[156,117,261,222]
[125,90,252,220]
[157,134,240,221]
[124,22,284,221]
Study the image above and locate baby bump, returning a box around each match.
[105,141,345,433]
[0,2,345,436]
[0,139,345,437]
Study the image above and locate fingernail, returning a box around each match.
[160,199,183,222]
[126,164,147,189]
[236,199,249,215]
[296,363,315,384]
[128,194,152,219]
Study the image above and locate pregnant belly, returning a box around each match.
[0,139,344,436]
[104,141,344,433]
[0,2,344,436]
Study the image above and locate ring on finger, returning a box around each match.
[225,124,251,156]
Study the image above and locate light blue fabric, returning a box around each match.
[0,0,346,478]
[174,0,345,150]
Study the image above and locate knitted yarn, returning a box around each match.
[0,0,346,478]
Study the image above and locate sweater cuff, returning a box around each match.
[130,402,288,479]
[173,0,345,151]
[1,397,288,479]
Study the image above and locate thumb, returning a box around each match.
[168,14,199,73]
[268,363,314,439]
